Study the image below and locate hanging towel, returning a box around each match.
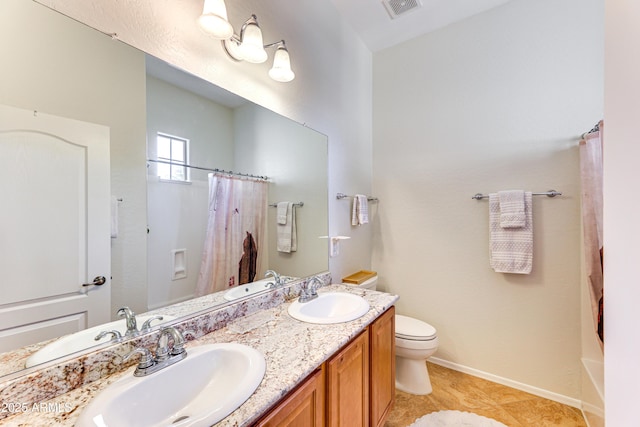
[276,201,288,225]
[277,202,297,253]
[489,192,533,274]
[238,231,258,285]
[498,190,526,228]
[351,194,369,226]
[111,196,119,239]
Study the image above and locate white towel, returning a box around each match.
[498,190,526,228]
[111,196,118,239]
[277,202,297,253]
[276,201,288,225]
[351,195,369,226]
[489,192,533,274]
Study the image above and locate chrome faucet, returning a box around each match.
[94,330,122,342]
[264,270,283,288]
[141,315,164,332]
[298,277,323,303]
[123,327,190,377]
[117,307,138,337]
[155,327,187,361]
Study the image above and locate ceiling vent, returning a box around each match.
[382,0,422,19]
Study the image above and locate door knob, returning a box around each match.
[82,276,106,287]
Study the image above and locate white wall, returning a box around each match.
[37,0,375,283]
[372,0,603,402]
[604,0,640,425]
[0,0,148,317]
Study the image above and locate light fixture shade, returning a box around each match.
[239,22,268,63]
[197,0,234,39]
[268,46,295,82]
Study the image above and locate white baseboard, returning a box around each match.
[429,357,582,409]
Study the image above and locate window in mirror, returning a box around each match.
[157,133,189,182]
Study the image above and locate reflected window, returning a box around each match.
[157,133,189,182]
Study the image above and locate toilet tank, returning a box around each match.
[359,276,378,290]
[342,270,378,291]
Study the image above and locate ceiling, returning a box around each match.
[330,0,515,52]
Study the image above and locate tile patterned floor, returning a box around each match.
[385,362,587,427]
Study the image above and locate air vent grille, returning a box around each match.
[382,0,422,19]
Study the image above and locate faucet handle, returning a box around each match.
[140,315,164,332]
[94,330,123,342]
[123,347,155,370]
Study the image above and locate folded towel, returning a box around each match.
[351,194,369,226]
[498,190,526,228]
[277,202,297,253]
[489,192,533,274]
[111,196,118,239]
[276,201,288,225]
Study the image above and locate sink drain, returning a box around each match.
[173,415,190,424]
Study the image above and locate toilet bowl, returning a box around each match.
[344,274,439,395]
[395,314,438,395]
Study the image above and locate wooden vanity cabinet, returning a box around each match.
[369,306,395,427]
[254,366,325,427]
[253,307,395,427]
[327,330,370,427]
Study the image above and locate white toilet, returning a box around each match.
[348,275,439,395]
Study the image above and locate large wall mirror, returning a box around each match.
[0,0,328,379]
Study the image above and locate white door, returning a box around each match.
[0,104,111,354]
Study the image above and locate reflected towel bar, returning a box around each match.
[269,202,304,207]
[472,190,562,200]
[336,192,379,202]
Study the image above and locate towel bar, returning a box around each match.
[269,202,304,207]
[472,190,562,200]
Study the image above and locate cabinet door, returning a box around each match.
[327,331,370,427]
[254,367,325,427]
[370,306,396,427]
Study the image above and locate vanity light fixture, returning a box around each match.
[197,0,234,39]
[197,2,295,82]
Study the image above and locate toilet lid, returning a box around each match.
[395,314,437,340]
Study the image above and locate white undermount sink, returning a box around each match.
[223,278,274,301]
[25,314,176,368]
[76,343,266,427]
[288,292,370,324]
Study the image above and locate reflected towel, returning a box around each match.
[489,192,533,274]
[276,201,288,225]
[277,202,297,253]
[498,190,526,228]
[351,195,369,226]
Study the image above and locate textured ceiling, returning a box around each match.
[329,0,515,52]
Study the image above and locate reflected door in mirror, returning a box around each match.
[0,105,111,353]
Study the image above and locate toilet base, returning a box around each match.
[395,356,433,395]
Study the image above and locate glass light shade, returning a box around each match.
[197,0,234,39]
[268,46,295,82]
[239,23,268,63]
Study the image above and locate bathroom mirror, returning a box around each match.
[0,0,328,378]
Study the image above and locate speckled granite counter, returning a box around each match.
[2,284,398,426]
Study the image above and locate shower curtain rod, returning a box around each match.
[581,121,601,139]
[147,159,269,181]
[471,190,562,200]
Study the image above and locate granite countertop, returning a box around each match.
[3,284,398,426]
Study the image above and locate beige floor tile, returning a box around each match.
[386,362,587,427]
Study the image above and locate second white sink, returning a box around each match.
[288,292,370,324]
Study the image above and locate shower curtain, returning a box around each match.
[579,120,604,345]
[195,173,268,296]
